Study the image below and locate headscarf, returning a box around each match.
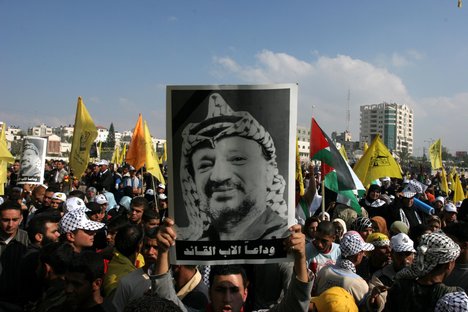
[390,221,409,235]
[180,93,287,240]
[371,216,389,236]
[350,217,373,233]
[396,232,460,280]
[333,218,347,240]
[366,232,390,247]
[435,292,468,312]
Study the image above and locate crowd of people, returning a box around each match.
[0,157,467,311]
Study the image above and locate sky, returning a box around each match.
[1,1,468,156]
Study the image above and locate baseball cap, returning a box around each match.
[95,194,108,205]
[97,159,109,166]
[435,196,445,205]
[340,231,374,257]
[145,189,155,196]
[444,203,458,213]
[366,233,390,247]
[401,180,422,198]
[52,192,67,202]
[65,197,87,212]
[310,287,358,312]
[157,183,165,190]
[390,233,416,253]
[60,209,104,234]
[158,193,167,201]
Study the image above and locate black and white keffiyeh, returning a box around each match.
[396,232,460,280]
[435,292,468,312]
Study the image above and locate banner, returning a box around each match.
[17,136,47,184]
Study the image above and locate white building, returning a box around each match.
[360,102,414,154]
[96,126,109,142]
[28,124,53,137]
[297,125,310,160]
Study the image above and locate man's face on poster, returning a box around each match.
[22,149,37,170]
[191,136,274,231]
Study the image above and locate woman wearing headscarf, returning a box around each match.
[385,232,462,311]
[371,216,389,236]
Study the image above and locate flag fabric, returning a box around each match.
[453,174,466,202]
[353,135,402,186]
[363,142,369,152]
[119,144,127,165]
[310,118,361,213]
[339,144,349,162]
[143,120,165,184]
[69,97,98,179]
[125,114,146,170]
[429,139,443,170]
[111,144,120,164]
[296,137,304,197]
[440,167,450,195]
[448,168,456,191]
[163,142,167,162]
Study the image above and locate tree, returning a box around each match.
[101,123,116,160]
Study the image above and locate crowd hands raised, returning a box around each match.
[0,159,467,312]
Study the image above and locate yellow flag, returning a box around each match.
[119,144,127,165]
[353,135,402,186]
[143,120,165,184]
[339,144,349,162]
[111,144,120,164]
[69,97,98,179]
[429,139,443,170]
[126,114,146,170]
[363,142,369,152]
[295,137,304,196]
[440,167,450,195]
[453,174,465,202]
[448,168,456,191]
[0,123,14,163]
[163,142,167,162]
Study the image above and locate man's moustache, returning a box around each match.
[205,180,244,198]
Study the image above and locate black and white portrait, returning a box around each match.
[18,136,46,184]
[167,85,297,264]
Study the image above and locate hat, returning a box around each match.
[65,197,87,212]
[390,233,416,253]
[97,159,109,166]
[381,177,391,182]
[340,231,375,257]
[366,233,390,247]
[435,196,445,204]
[95,194,108,205]
[310,287,358,312]
[0,197,4,205]
[52,192,67,202]
[401,180,422,198]
[444,203,458,213]
[59,208,104,234]
[435,292,468,312]
[145,189,155,196]
[368,184,381,193]
[157,183,165,190]
[158,193,167,201]
[390,221,409,235]
[119,196,132,211]
[351,217,373,233]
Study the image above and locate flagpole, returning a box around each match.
[321,179,326,221]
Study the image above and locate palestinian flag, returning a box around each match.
[310,118,362,213]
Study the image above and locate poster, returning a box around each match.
[167,84,297,264]
[17,136,47,185]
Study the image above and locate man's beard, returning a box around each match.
[205,197,257,233]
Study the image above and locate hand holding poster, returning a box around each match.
[17,136,47,184]
[167,84,297,264]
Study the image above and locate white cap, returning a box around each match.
[98,159,109,166]
[52,192,67,202]
[60,209,104,234]
[401,180,422,198]
[390,233,416,253]
[95,194,108,205]
[435,196,445,204]
[157,183,165,190]
[145,189,155,196]
[340,231,374,257]
[65,197,87,213]
[158,193,167,201]
[444,203,458,213]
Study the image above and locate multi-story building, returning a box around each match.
[28,124,53,137]
[360,102,414,154]
[297,125,311,160]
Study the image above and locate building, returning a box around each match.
[297,125,310,160]
[360,102,414,154]
[28,124,53,137]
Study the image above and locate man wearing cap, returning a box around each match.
[389,181,426,230]
[50,192,67,213]
[178,92,288,241]
[368,233,416,311]
[442,202,458,228]
[356,233,392,282]
[314,231,377,307]
[433,196,446,215]
[157,183,166,195]
[386,232,463,311]
[98,159,114,193]
[59,207,105,253]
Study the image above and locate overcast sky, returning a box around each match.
[1,1,467,156]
